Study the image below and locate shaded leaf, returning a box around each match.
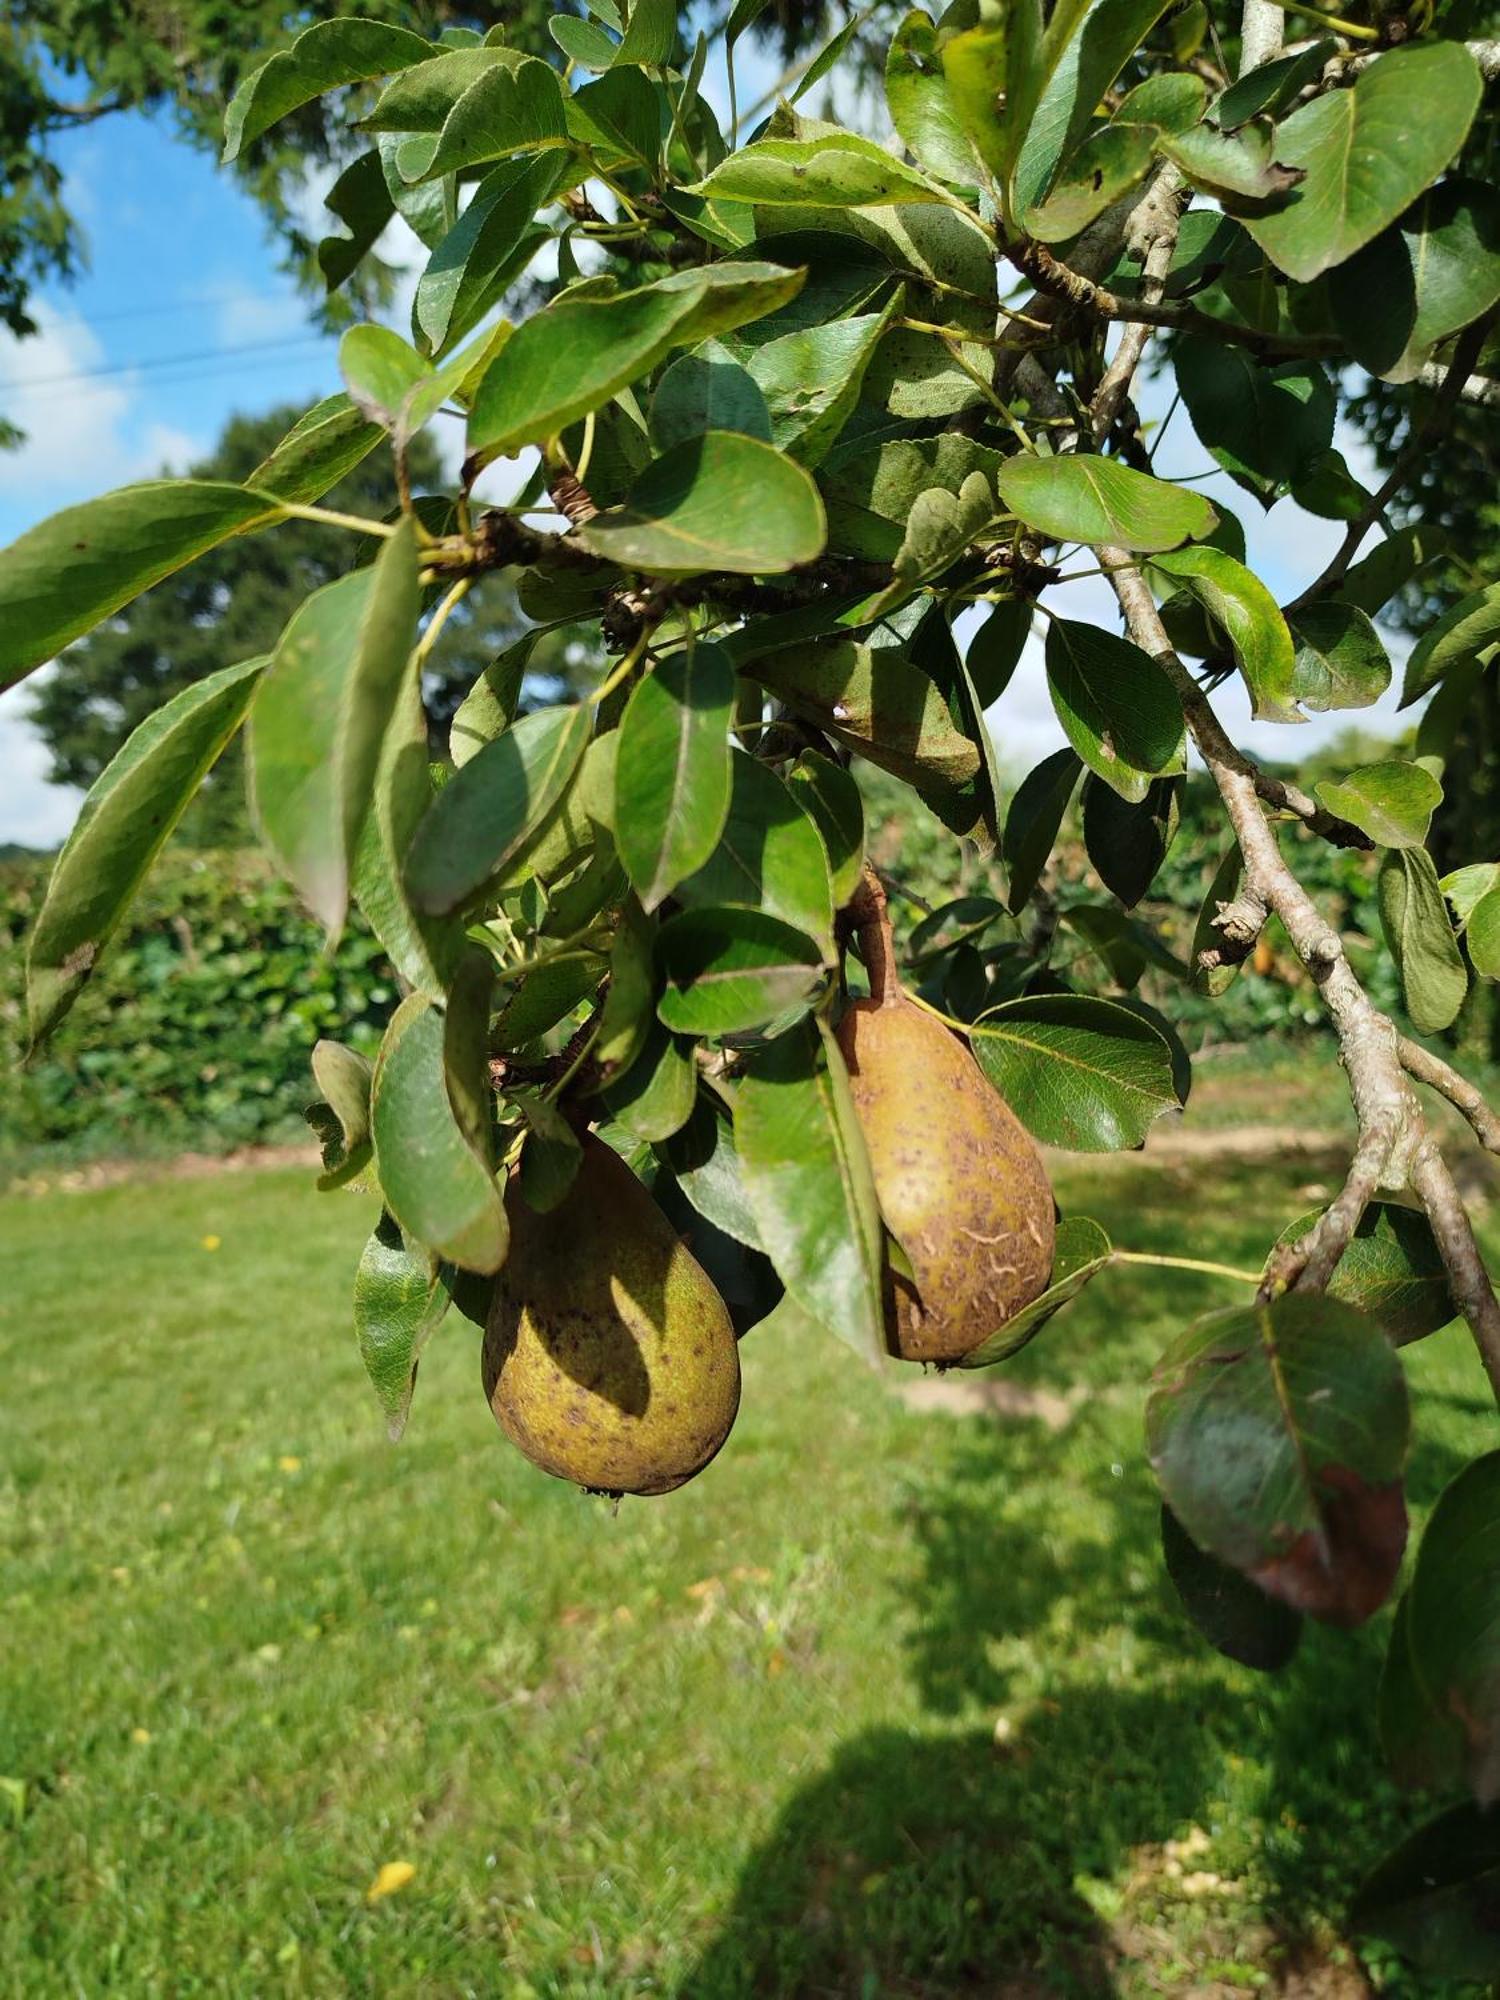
[1401,582,1500,707]
[1330,179,1500,383]
[655,1089,765,1251]
[1002,747,1081,913]
[1379,847,1468,1035]
[352,1211,451,1442]
[404,703,593,915]
[1154,544,1296,722]
[1275,1201,1457,1347]
[1175,340,1334,505]
[749,637,981,789]
[516,1096,583,1215]
[603,1018,698,1142]
[747,299,900,466]
[656,907,825,1034]
[248,394,384,504]
[1380,1452,1500,1804]
[310,1038,375,1192]
[970,992,1178,1150]
[677,751,834,951]
[1288,602,1392,712]
[1147,1294,1410,1627]
[648,348,772,453]
[26,658,263,1048]
[1352,1805,1500,1984]
[1083,774,1181,908]
[786,751,865,907]
[1045,618,1186,803]
[615,640,735,909]
[736,1018,886,1365]
[1161,1503,1303,1671]
[691,133,949,208]
[223,20,431,160]
[371,993,509,1273]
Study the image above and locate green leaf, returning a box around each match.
[1380,1452,1500,1803]
[352,1212,451,1442]
[1191,845,1246,997]
[361,45,522,129]
[656,907,825,1034]
[1316,760,1442,850]
[872,473,999,611]
[786,751,865,907]
[960,1215,1114,1367]
[1113,72,1209,133]
[449,624,560,768]
[1330,179,1500,383]
[1082,775,1181,909]
[1213,37,1335,129]
[404,703,593,916]
[820,434,1006,561]
[1024,122,1156,242]
[593,896,656,1077]
[248,394,384,504]
[1443,862,1500,927]
[577,432,827,575]
[1340,523,1450,618]
[736,1019,886,1366]
[1160,1503,1303,1672]
[1010,0,1173,218]
[25,657,263,1049]
[967,597,1031,708]
[1467,889,1500,981]
[223,20,433,161]
[614,640,735,909]
[1174,340,1335,505]
[603,1018,698,1142]
[309,1038,375,1192]
[1045,618,1185,804]
[749,637,981,789]
[1147,1294,1411,1627]
[655,1089,765,1251]
[886,10,981,186]
[1379,846,1468,1036]
[551,15,620,68]
[941,20,1014,181]
[648,349,772,453]
[352,675,465,998]
[568,67,663,168]
[1288,602,1392,713]
[970,992,1179,1150]
[0,481,285,691]
[1274,1201,1456,1347]
[411,58,570,181]
[1153,545,1296,722]
[677,751,835,951]
[613,0,676,66]
[1002,747,1081,913]
[467,261,805,459]
[318,148,392,291]
[997,453,1215,552]
[1401,582,1500,707]
[415,153,569,353]
[1158,120,1303,203]
[1245,43,1483,284]
[690,133,951,208]
[248,520,421,936]
[746,298,900,466]
[1352,1805,1500,1985]
[515,1095,583,1215]
[371,993,509,1273]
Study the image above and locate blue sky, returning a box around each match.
[0,62,1410,846]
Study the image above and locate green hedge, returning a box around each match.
[1,851,397,1172]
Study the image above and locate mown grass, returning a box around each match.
[2,1151,1496,1999]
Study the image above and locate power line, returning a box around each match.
[4,330,337,393]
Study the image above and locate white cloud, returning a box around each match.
[0,684,81,848]
[0,303,203,506]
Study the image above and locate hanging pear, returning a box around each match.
[837,871,1056,1363]
[483,1131,741,1495]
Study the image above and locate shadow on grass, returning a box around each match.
[677,1367,1485,1999]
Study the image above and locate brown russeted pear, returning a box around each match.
[483,1131,741,1495]
[836,871,1056,1363]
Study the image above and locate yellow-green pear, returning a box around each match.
[483,1132,741,1495]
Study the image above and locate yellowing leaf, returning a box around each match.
[367,1860,417,1903]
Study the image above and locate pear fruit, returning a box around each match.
[837,872,1055,1364]
[483,1132,741,1495]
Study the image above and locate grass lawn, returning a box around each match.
[2,1148,1496,1999]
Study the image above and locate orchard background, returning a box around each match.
[2,0,1500,1990]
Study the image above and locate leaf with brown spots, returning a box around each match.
[1146,1294,1411,1629]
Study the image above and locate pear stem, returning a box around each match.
[1112,1250,1262,1286]
[848,865,902,1008]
